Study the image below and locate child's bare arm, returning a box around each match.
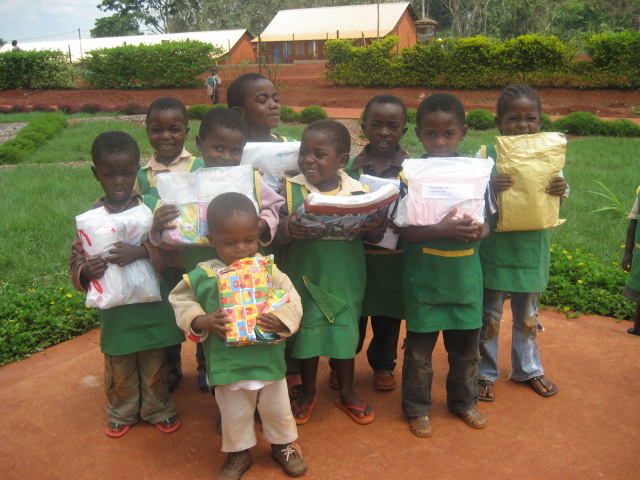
[622,219,637,272]
[546,176,567,197]
[491,173,513,192]
[399,210,480,243]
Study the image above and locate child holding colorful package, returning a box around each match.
[343,94,409,392]
[169,192,306,480]
[136,96,203,391]
[477,84,566,402]
[622,189,640,336]
[400,93,489,438]
[69,131,183,438]
[275,120,386,425]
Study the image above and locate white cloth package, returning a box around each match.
[155,166,258,245]
[359,175,402,250]
[394,157,494,227]
[240,142,301,190]
[75,204,161,309]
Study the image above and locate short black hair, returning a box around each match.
[207,192,258,232]
[146,97,188,125]
[199,107,248,141]
[416,93,466,128]
[302,119,351,156]
[227,73,269,109]
[363,94,408,123]
[91,131,140,165]
[496,84,542,118]
[11,40,17,46]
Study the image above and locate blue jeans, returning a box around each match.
[402,328,480,417]
[478,289,544,383]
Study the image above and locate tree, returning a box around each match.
[97,0,197,34]
[91,14,142,37]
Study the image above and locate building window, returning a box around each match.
[295,42,305,55]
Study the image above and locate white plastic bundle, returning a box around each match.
[75,204,160,309]
[394,157,494,227]
[358,175,402,249]
[240,142,301,190]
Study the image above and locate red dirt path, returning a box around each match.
[1,304,638,480]
[1,62,639,117]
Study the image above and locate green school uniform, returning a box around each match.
[345,162,404,319]
[625,190,640,293]
[185,265,286,386]
[478,145,550,293]
[282,179,366,359]
[403,237,483,333]
[98,195,185,356]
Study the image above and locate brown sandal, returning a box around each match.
[524,375,558,397]
[478,379,495,402]
[457,408,488,429]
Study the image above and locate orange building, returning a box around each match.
[254,2,418,64]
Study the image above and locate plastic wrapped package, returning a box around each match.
[394,157,494,227]
[161,202,209,246]
[240,142,301,190]
[217,256,290,346]
[359,175,402,249]
[75,204,161,309]
[495,132,567,231]
[296,183,400,241]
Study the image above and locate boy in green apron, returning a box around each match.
[275,120,386,425]
[169,193,306,479]
[69,131,183,438]
[399,94,489,438]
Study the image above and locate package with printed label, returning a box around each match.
[495,132,566,231]
[394,157,494,227]
[240,142,301,190]
[296,183,399,241]
[217,256,289,346]
[75,204,161,309]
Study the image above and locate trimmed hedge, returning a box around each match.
[299,105,328,124]
[280,105,299,123]
[82,40,221,89]
[0,50,77,90]
[466,109,495,130]
[0,114,68,164]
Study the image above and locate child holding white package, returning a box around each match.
[69,131,183,438]
[477,84,566,402]
[169,192,306,479]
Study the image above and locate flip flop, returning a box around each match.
[334,398,375,425]
[105,422,131,438]
[286,374,303,400]
[156,416,181,434]
[478,379,495,402]
[524,375,558,397]
[627,327,640,336]
[291,396,318,425]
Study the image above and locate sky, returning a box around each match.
[0,0,107,44]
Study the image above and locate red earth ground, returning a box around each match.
[1,62,640,117]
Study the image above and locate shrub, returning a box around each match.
[552,111,606,136]
[10,105,29,113]
[407,109,417,125]
[0,145,26,164]
[80,102,103,114]
[541,113,553,131]
[32,104,56,113]
[114,102,147,115]
[0,106,10,114]
[299,105,328,124]
[0,50,77,90]
[19,131,48,146]
[0,113,68,164]
[280,105,298,123]
[466,109,495,130]
[187,104,214,120]
[602,118,640,138]
[57,103,81,114]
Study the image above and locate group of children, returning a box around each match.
[71,72,576,480]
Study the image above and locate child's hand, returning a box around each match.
[288,213,312,239]
[463,214,484,241]
[546,177,567,197]
[192,310,231,340]
[106,243,148,266]
[253,165,265,175]
[275,170,300,194]
[257,313,286,334]
[153,204,180,232]
[258,218,268,236]
[491,173,514,192]
[437,210,480,242]
[81,257,108,280]
[622,252,633,272]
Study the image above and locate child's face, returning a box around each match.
[207,213,260,265]
[235,79,281,132]
[210,67,217,75]
[91,151,138,209]
[298,130,349,191]
[197,127,246,168]
[415,110,467,157]
[496,97,541,135]
[361,102,407,154]
[146,109,189,162]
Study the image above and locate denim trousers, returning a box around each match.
[402,328,480,417]
[478,289,544,383]
[357,315,402,372]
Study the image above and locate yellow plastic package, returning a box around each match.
[495,132,567,232]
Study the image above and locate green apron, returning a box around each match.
[403,237,483,333]
[282,180,366,359]
[186,265,287,386]
[478,145,550,293]
[345,164,404,319]
[98,195,185,355]
[626,191,640,293]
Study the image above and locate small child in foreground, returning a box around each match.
[69,131,182,438]
[169,192,306,479]
[399,93,489,438]
[621,190,640,335]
